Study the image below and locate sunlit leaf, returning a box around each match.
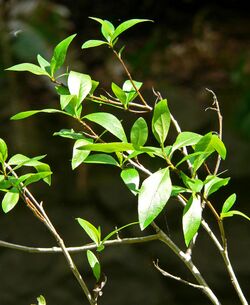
[138,168,172,230]
[84,154,119,166]
[204,175,230,198]
[171,132,202,156]
[130,117,148,148]
[78,142,133,153]
[180,173,203,193]
[81,39,107,49]
[68,71,92,106]
[6,63,49,76]
[2,187,19,213]
[11,109,69,120]
[77,218,100,246]
[53,129,86,140]
[221,193,236,213]
[152,99,170,145]
[122,80,143,104]
[0,138,8,164]
[102,222,138,244]
[37,54,50,73]
[50,34,76,76]
[182,194,202,246]
[111,82,127,104]
[84,112,127,142]
[37,295,46,305]
[72,139,92,169]
[221,210,250,221]
[87,250,101,281]
[121,168,140,195]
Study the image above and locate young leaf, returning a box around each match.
[182,194,202,247]
[11,109,69,120]
[121,168,140,195]
[37,54,50,73]
[171,132,202,156]
[0,138,8,164]
[86,250,101,281]
[84,154,119,166]
[37,295,46,305]
[101,20,115,42]
[2,187,19,213]
[84,112,127,142]
[60,95,74,110]
[180,173,203,193]
[78,142,133,153]
[221,210,250,221]
[111,82,127,104]
[102,222,138,244]
[204,175,230,198]
[23,172,52,187]
[81,39,107,49]
[6,63,50,76]
[152,99,170,145]
[211,135,227,160]
[68,71,92,105]
[76,218,100,246]
[0,175,12,190]
[130,117,148,148]
[72,139,92,170]
[50,34,76,76]
[122,80,143,104]
[221,193,236,213]
[112,19,153,41]
[138,168,172,230]
[171,185,190,197]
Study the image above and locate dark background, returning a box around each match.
[0,1,250,304]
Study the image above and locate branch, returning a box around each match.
[153,259,204,290]
[205,88,223,175]
[0,234,160,254]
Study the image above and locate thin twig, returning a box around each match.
[205,88,223,175]
[153,259,204,290]
[0,234,160,254]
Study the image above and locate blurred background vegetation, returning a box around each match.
[0,1,250,305]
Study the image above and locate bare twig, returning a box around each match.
[153,259,204,289]
[205,88,223,175]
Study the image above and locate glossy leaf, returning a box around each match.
[81,39,107,49]
[53,129,86,140]
[77,218,100,246]
[60,95,74,110]
[121,168,140,195]
[171,132,202,155]
[84,112,127,142]
[221,210,250,221]
[6,63,49,76]
[122,80,143,104]
[152,99,170,145]
[0,138,8,164]
[211,135,227,160]
[130,117,148,148]
[204,175,230,198]
[72,139,92,169]
[87,250,101,281]
[171,185,190,197]
[182,194,202,246]
[37,295,46,305]
[0,175,12,190]
[138,168,172,230]
[68,71,92,105]
[221,193,236,213]
[78,142,133,153]
[112,19,153,41]
[11,109,68,120]
[50,34,76,76]
[84,154,119,166]
[2,187,19,213]
[111,82,127,104]
[176,151,211,168]
[101,20,115,42]
[23,172,52,187]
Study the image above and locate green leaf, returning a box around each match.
[37,295,46,305]
[221,210,250,221]
[53,129,86,140]
[89,17,115,42]
[86,250,101,281]
[77,218,101,246]
[138,168,172,230]
[111,83,127,104]
[180,173,203,193]
[72,139,92,169]
[23,172,52,187]
[50,34,76,76]
[84,154,119,166]
[0,175,12,189]
[121,168,140,195]
[84,112,127,142]
[176,151,211,168]
[37,54,50,73]
[78,142,133,153]
[182,194,202,247]
[2,187,19,213]
[152,99,171,145]
[221,193,236,213]
[68,71,92,105]
[112,19,153,41]
[211,135,227,160]
[171,132,202,155]
[11,109,68,120]
[171,185,190,197]
[122,80,143,104]
[81,39,107,49]
[204,175,230,198]
[130,117,148,148]
[0,138,8,164]
[6,63,49,76]
[60,95,74,110]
